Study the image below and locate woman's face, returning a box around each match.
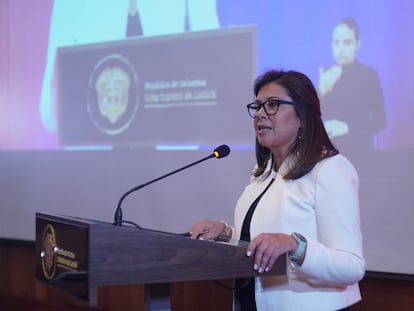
[332,23,360,66]
[253,82,301,156]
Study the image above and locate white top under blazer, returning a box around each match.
[234,154,365,311]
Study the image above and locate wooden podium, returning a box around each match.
[35,212,286,310]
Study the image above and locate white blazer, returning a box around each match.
[234,154,365,311]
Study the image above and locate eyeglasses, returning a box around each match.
[246,97,295,118]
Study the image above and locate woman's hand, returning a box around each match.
[247,233,299,273]
[189,220,225,240]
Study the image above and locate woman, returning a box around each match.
[190,70,365,310]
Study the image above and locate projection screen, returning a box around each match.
[1,0,413,277]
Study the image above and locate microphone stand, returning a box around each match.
[114,153,216,226]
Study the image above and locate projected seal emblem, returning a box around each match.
[87,54,139,135]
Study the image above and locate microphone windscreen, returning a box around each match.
[213,144,231,159]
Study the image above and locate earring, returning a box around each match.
[297,127,303,140]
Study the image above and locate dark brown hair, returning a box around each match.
[252,69,338,180]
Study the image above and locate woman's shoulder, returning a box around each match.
[314,153,358,179]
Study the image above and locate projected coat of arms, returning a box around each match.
[87,54,139,135]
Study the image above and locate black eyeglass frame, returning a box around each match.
[246,97,295,118]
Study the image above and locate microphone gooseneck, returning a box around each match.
[114,145,231,226]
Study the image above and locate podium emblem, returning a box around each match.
[40,224,58,280]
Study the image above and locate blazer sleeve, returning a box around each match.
[295,155,366,286]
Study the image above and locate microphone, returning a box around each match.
[114,144,231,226]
